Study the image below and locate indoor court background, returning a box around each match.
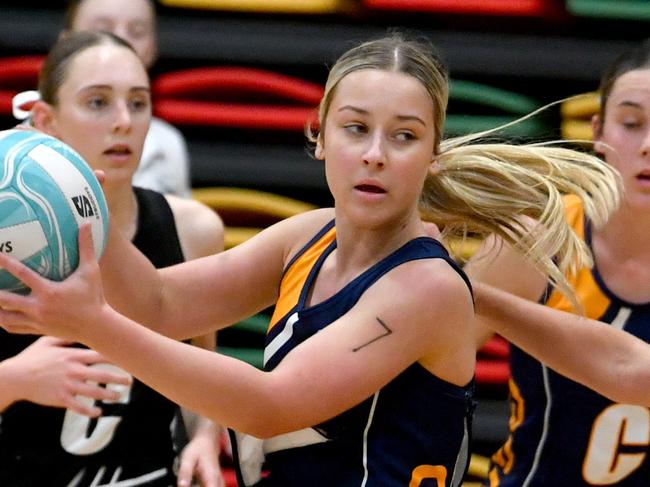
[1,1,647,484]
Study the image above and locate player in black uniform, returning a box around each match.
[0,32,225,486]
[0,34,627,487]
[467,40,650,486]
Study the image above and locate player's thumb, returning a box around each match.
[77,222,97,265]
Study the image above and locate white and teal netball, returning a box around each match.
[0,129,109,293]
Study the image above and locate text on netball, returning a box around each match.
[72,195,96,218]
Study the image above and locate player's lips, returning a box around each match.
[103,144,132,156]
[636,172,650,190]
[354,180,386,193]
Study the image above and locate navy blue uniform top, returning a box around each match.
[232,220,475,487]
[0,188,185,487]
[488,195,650,486]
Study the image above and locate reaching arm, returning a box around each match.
[99,209,333,340]
[464,232,548,348]
[0,240,473,437]
[474,283,650,405]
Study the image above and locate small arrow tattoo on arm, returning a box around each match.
[353,317,393,352]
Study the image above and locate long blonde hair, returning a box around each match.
[311,33,621,302]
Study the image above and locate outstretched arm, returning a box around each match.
[97,209,326,340]
[464,232,548,348]
[0,233,473,437]
[474,283,650,405]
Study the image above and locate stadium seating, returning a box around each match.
[193,186,317,248]
[362,0,563,17]
[152,66,323,132]
[567,0,650,20]
[560,92,599,140]
[158,0,353,14]
[0,56,43,118]
[446,79,549,138]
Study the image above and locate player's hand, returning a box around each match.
[0,223,107,342]
[12,123,39,132]
[4,336,131,416]
[177,421,225,487]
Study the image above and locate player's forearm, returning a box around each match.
[185,333,222,446]
[99,223,164,330]
[474,283,650,405]
[81,306,280,436]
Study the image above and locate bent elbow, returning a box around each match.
[238,416,307,439]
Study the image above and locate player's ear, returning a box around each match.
[31,101,60,138]
[591,114,604,154]
[315,135,325,160]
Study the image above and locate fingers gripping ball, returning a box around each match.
[0,129,109,293]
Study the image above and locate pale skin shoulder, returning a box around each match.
[164,194,224,260]
[147,207,336,338]
[407,258,476,386]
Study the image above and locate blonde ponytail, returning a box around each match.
[315,33,622,304]
[422,136,621,303]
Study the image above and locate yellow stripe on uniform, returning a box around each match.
[268,226,336,332]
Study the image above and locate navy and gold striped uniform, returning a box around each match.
[232,220,475,487]
[488,195,650,486]
[0,188,184,487]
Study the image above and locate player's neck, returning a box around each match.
[594,206,650,258]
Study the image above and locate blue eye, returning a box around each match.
[344,123,366,134]
[395,131,416,141]
[622,120,641,129]
[129,98,150,112]
[87,97,107,110]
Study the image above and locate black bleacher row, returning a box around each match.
[0,4,643,206]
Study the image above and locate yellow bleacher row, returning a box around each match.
[560,91,599,141]
[192,186,482,259]
[159,0,353,13]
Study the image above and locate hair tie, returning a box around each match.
[12,90,41,121]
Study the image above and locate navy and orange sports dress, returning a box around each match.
[488,195,650,486]
[231,220,475,487]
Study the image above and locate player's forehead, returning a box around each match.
[73,0,154,27]
[62,45,148,91]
